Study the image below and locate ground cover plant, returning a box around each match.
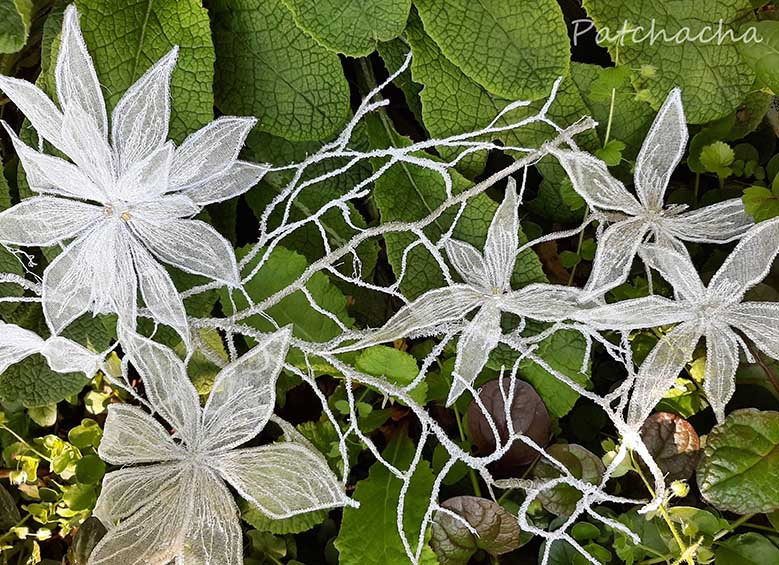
[0,1,779,564]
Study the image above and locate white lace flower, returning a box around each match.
[345,178,584,405]
[91,326,353,564]
[576,218,779,424]
[0,322,99,376]
[0,6,266,345]
[552,89,753,299]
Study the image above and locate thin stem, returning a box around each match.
[631,452,693,565]
[453,403,482,497]
[0,425,51,462]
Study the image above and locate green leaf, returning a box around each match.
[739,21,779,94]
[493,329,592,418]
[0,483,21,530]
[355,345,426,404]
[75,454,106,485]
[68,517,107,565]
[62,483,96,512]
[743,185,779,222]
[404,16,593,179]
[27,404,57,427]
[74,0,215,142]
[281,0,411,56]
[0,354,88,408]
[699,141,735,179]
[570,63,655,161]
[211,0,350,141]
[697,408,779,514]
[241,502,328,534]
[68,419,103,450]
[220,245,353,344]
[335,434,438,565]
[414,0,569,100]
[0,0,32,54]
[715,533,779,564]
[377,39,424,125]
[582,0,755,123]
[594,139,626,166]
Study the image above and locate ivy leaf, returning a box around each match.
[430,496,524,564]
[582,0,755,123]
[0,0,32,54]
[335,434,438,565]
[738,21,779,94]
[211,0,350,141]
[715,533,779,564]
[0,354,88,408]
[697,409,779,514]
[281,0,411,56]
[414,0,569,100]
[75,0,215,142]
[743,185,779,223]
[221,245,353,344]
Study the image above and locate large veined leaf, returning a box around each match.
[697,409,779,514]
[0,0,32,54]
[581,0,755,124]
[281,0,411,56]
[715,533,779,565]
[210,0,350,141]
[738,21,779,94]
[0,354,88,407]
[74,0,215,142]
[335,434,438,564]
[414,0,569,100]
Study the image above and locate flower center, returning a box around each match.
[103,202,132,222]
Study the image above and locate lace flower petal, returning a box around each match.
[98,404,184,465]
[111,47,178,172]
[200,327,292,452]
[584,217,648,298]
[628,322,702,426]
[120,330,200,446]
[130,218,240,286]
[447,302,501,406]
[169,116,257,190]
[664,198,753,243]
[56,6,107,138]
[183,160,267,206]
[708,218,779,301]
[484,177,519,290]
[444,238,489,289]
[213,443,354,519]
[0,76,63,149]
[633,88,686,211]
[704,325,741,423]
[501,283,584,321]
[727,302,779,360]
[574,295,688,331]
[639,244,705,302]
[0,323,43,373]
[0,196,102,246]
